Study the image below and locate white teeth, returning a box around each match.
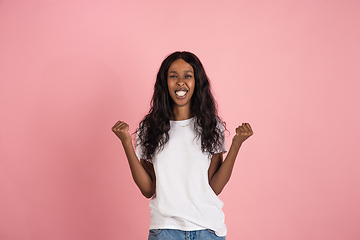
[175,91,187,97]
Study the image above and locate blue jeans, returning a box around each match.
[148,229,226,240]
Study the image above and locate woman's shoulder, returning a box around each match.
[215,116,226,131]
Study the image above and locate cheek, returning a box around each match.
[167,80,172,91]
[189,80,195,91]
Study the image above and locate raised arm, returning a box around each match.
[208,123,253,195]
[112,121,156,198]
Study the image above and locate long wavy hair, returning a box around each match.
[136,51,226,161]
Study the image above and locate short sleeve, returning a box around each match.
[135,132,144,160]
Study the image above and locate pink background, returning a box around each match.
[1,0,359,239]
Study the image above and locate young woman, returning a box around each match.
[112,51,253,240]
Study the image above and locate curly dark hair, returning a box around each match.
[136,51,226,161]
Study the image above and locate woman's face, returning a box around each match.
[167,59,195,108]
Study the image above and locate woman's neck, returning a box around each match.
[172,106,193,121]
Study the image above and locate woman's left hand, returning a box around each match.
[233,123,253,144]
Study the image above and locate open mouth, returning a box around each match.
[175,90,188,98]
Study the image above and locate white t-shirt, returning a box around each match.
[136,117,227,237]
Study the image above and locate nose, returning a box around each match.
[177,77,185,86]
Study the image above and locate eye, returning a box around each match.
[185,75,193,79]
[169,75,177,79]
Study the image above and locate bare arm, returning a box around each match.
[112,121,156,198]
[209,123,253,195]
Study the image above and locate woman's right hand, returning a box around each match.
[112,121,132,143]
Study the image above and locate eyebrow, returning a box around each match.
[169,70,193,74]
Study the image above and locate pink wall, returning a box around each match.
[1,0,359,239]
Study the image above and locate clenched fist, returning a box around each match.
[112,121,132,143]
[233,123,253,144]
